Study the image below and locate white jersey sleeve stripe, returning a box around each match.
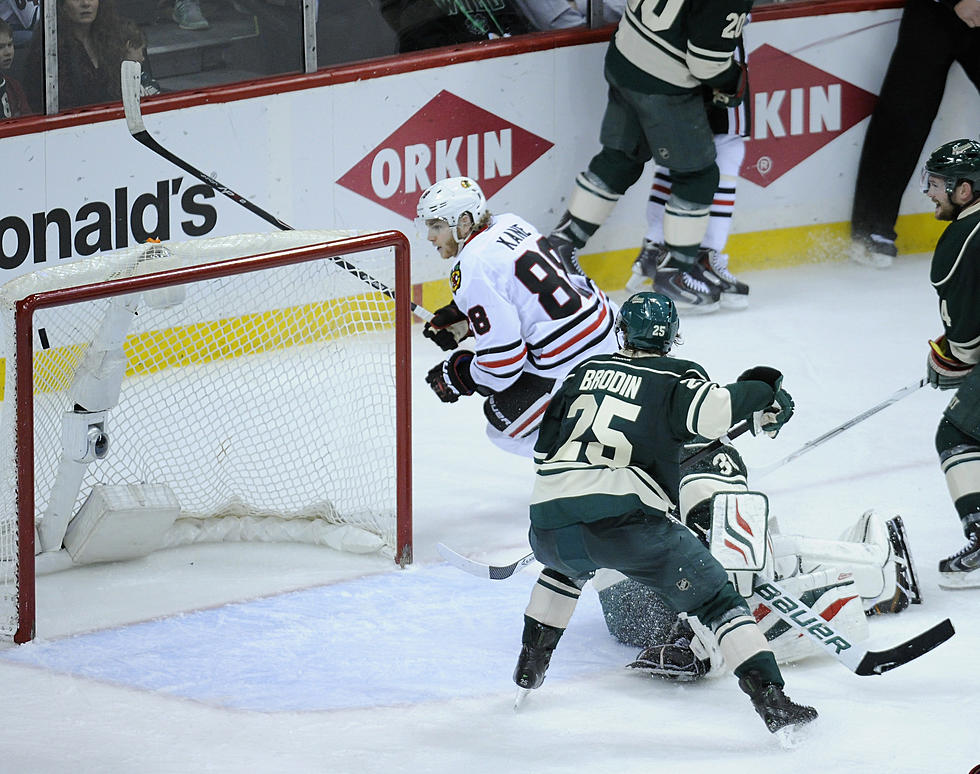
[476,345,528,370]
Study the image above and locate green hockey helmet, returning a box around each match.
[616,291,680,354]
[922,139,980,197]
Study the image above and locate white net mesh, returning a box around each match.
[0,230,408,640]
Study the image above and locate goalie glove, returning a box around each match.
[423,301,472,352]
[927,335,972,390]
[738,366,794,438]
[426,351,478,403]
[710,61,748,108]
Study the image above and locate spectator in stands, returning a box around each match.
[512,0,622,30]
[0,0,38,46]
[23,0,141,112]
[0,18,31,116]
[380,0,533,53]
[121,18,163,94]
[849,0,980,268]
[172,0,208,31]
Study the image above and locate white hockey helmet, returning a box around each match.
[416,177,487,241]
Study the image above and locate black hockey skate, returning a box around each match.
[653,266,721,314]
[938,521,980,590]
[738,670,818,734]
[625,240,669,293]
[866,515,922,615]
[626,618,710,682]
[546,231,585,277]
[697,248,749,309]
[513,618,563,690]
[850,233,897,269]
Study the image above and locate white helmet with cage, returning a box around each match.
[416,177,488,241]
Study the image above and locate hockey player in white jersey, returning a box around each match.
[417,176,619,455]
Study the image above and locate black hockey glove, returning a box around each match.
[711,61,748,108]
[426,351,478,403]
[927,335,972,390]
[423,301,472,352]
[738,366,794,438]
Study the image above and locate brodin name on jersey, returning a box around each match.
[452,213,617,394]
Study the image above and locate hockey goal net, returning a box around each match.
[0,230,413,643]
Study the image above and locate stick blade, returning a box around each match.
[435,542,491,579]
[854,618,955,676]
[120,60,146,135]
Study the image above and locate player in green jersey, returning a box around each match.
[512,290,817,735]
[920,139,980,588]
[547,0,751,313]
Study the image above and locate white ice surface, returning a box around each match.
[1,254,977,773]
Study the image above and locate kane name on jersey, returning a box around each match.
[451,213,618,394]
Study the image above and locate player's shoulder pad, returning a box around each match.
[569,353,621,380]
[659,356,709,381]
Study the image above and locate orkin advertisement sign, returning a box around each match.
[336,90,554,219]
[742,43,877,188]
[5,6,973,280]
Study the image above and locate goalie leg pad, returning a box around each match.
[749,570,868,664]
[709,491,770,597]
[782,510,918,613]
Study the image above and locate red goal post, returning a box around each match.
[1,230,413,643]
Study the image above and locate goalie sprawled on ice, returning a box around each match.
[597,441,921,681]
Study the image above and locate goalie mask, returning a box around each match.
[416,177,488,241]
[921,139,980,199]
[616,291,680,354]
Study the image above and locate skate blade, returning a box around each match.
[674,300,721,315]
[938,571,980,590]
[720,294,749,310]
[774,719,814,749]
[514,687,531,711]
[625,275,654,293]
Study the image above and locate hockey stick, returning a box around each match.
[119,61,434,323]
[437,542,538,580]
[440,542,955,675]
[752,579,953,676]
[751,378,928,478]
[438,423,754,580]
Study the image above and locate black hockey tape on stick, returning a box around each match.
[753,579,953,675]
[119,61,434,323]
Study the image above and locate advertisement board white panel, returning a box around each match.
[2,6,978,285]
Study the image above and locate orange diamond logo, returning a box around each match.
[742,44,877,187]
[337,91,553,219]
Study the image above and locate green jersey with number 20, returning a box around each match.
[608,0,752,94]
